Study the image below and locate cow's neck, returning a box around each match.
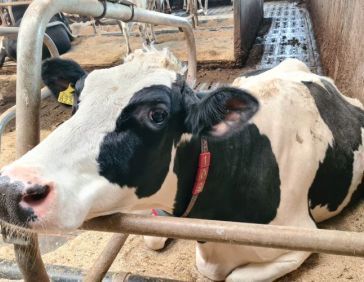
[172,124,282,224]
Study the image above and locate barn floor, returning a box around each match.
[0,0,363,281]
[0,6,235,75]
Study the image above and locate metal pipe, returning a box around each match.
[42,33,60,57]
[13,233,50,282]
[84,233,129,282]
[0,27,20,38]
[0,88,52,152]
[0,27,60,55]
[0,23,75,40]
[16,0,196,157]
[0,1,32,7]
[82,213,364,257]
[0,258,112,281]
[0,258,176,282]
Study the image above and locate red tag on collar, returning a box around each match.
[153,138,211,218]
[151,208,159,216]
[192,152,211,195]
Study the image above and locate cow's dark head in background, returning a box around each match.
[0,49,259,231]
[42,58,87,113]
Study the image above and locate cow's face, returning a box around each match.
[0,49,258,231]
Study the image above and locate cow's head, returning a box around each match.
[0,49,259,231]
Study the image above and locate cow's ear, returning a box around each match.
[185,87,259,138]
[41,58,86,98]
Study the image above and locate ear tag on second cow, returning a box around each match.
[58,84,75,106]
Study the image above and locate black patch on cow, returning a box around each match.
[97,80,279,224]
[173,124,281,224]
[97,85,187,198]
[0,176,35,227]
[304,79,364,213]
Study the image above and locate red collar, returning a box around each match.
[181,137,210,217]
[152,137,211,218]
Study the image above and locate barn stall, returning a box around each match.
[0,0,363,281]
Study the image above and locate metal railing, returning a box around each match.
[0,26,57,153]
[0,87,52,151]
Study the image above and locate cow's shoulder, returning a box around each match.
[173,124,281,224]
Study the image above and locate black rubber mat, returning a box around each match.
[259,1,322,74]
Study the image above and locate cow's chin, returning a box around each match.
[27,198,90,233]
[29,215,84,233]
[27,215,82,234]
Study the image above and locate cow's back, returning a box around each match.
[233,59,364,223]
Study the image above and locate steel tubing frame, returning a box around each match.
[0,87,52,152]
[82,213,364,257]
[0,27,59,56]
[84,233,129,282]
[0,26,57,153]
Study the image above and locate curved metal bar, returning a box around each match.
[16,0,196,157]
[0,88,52,153]
[0,27,56,154]
[0,107,16,151]
[43,33,60,57]
[0,27,60,57]
[0,1,32,7]
[46,21,77,39]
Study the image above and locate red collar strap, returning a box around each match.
[152,137,211,218]
[181,137,210,217]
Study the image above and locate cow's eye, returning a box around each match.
[149,109,168,124]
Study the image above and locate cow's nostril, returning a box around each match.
[22,185,50,205]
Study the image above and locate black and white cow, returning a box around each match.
[0,6,72,67]
[0,49,363,281]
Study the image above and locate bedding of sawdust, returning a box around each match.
[0,17,234,75]
[62,17,234,67]
[0,68,363,281]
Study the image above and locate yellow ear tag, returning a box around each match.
[58,84,75,106]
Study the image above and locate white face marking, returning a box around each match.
[178,133,193,144]
[2,49,186,231]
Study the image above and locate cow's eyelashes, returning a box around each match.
[149,108,169,125]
